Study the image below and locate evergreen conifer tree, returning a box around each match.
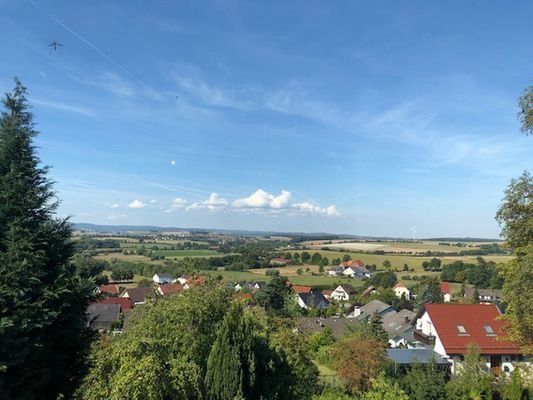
[205,303,256,400]
[0,80,98,399]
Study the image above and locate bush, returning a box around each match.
[401,275,412,280]
[265,269,280,276]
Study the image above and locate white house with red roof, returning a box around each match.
[414,304,527,375]
[393,282,411,300]
[440,282,452,302]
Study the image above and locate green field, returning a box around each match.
[153,249,220,258]
[294,250,512,273]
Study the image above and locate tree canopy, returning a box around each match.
[0,79,100,399]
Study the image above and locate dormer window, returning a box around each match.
[457,325,469,336]
[484,324,496,336]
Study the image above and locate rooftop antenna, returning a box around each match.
[410,226,416,241]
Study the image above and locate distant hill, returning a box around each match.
[72,223,501,242]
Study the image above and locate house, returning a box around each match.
[296,292,329,310]
[94,297,133,311]
[413,304,527,375]
[235,281,264,291]
[440,282,452,302]
[87,303,121,331]
[120,287,154,305]
[173,275,188,285]
[297,317,361,339]
[386,349,451,372]
[382,309,416,348]
[331,284,356,301]
[291,285,313,294]
[321,290,333,300]
[153,273,173,285]
[157,283,183,296]
[393,283,411,300]
[328,266,344,276]
[361,286,377,297]
[343,266,371,279]
[349,300,395,320]
[464,288,502,304]
[97,284,120,295]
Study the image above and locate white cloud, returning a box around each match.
[186,193,228,211]
[170,198,187,208]
[171,160,176,165]
[128,199,146,209]
[109,203,119,208]
[149,199,158,204]
[293,202,340,217]
[233,189,291,209]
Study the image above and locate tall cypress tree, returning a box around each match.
[205,304,256,400]
[0,80,97,399]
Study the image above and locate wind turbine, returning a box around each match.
[409,226,416,241]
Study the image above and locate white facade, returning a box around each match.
[342,267,356,278]
[331,285,351,301]
[153,273,172,284]
[393,285,411,300]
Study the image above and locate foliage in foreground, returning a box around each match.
[0,80,100,399]
[76,287,319,399]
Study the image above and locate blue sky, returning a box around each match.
[1,1,532,237]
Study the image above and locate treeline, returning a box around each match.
[440,257,504,289]
[73,236,121,251]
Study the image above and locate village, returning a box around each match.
[89,255,528,379]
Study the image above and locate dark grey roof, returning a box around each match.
[359,300,394,317]
[382,309,416,338]
[297,317,362,339]
[386,348,450,365]
[298,292,329,309]
[87,303,120,330]
[122,287,154,303]
[338,284,355,293]
[156,273,173,279]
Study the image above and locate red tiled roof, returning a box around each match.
[158,284,183,296]
[424,304,520,355]
[186,275,207,287]
[292,285,312,294]
[322,290,333,296]
[233,292,253,302]
[394,282,406,289]
[99,284,119,294]
[440,282,451,294]
[95,297,133,311]
[342,259,365,268]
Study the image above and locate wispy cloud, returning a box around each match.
[32,98,95,117]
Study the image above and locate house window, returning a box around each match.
[457,325,469,335]
[484,325,496,336]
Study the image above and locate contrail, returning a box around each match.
[28,0,154,93]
